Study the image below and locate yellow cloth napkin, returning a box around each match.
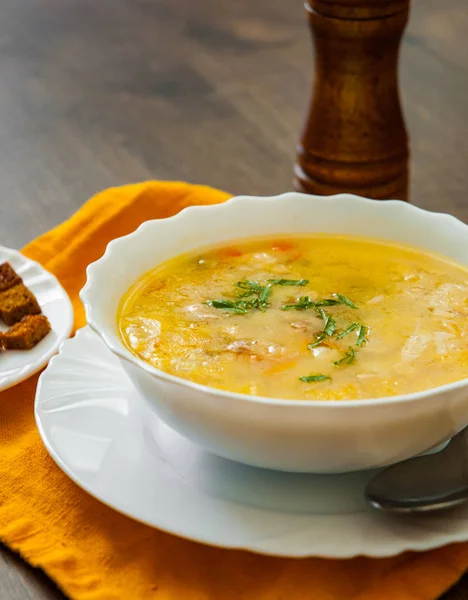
[1,181,468,600]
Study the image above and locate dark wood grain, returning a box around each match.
[0,0,467,598]
[0,544,63,600]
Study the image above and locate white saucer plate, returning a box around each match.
[0,246,74,391]
[35,327,468,558]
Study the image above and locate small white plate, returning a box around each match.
[0,246,74,391]
[35,327,468,558]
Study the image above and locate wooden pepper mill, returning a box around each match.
[294,0,410,201]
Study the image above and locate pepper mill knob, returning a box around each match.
[294,0,410,201]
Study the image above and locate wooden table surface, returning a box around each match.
[0,0,467,598]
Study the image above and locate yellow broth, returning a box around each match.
[118,235,468,400]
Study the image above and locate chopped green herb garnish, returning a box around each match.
[337,322,359,339]
[308,333,328,350]
[235,299,259,310]
[236,280,263,291]
[235,280,264,297]
[208,274,370,374]
[334,347,356,366]
[324,316,336,336]
[334,294,358,309]
[356,325,368,347]
[205,300,247,314]
[281,296,314,311]
[281,293,357,312]
[268,278,309,286]
[316,307,327,321]
[258,283,273,308]
[314,298,340,307]
[308,316,335,350]
[233,278,309,311]
[299,374,331,382]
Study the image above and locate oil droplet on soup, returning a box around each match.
[118,235,468,400]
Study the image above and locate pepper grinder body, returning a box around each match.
[295,0,410,201]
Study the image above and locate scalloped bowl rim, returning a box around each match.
[80,192,468,409]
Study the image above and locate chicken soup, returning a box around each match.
[118,235,468,400]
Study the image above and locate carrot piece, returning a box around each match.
[217,247,243,258]
[271,241,296,252]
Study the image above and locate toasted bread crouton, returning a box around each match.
[0,283,41,325]
[2,314,51,350]
[0,262,22,292]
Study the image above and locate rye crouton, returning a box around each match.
[0,283,41,325]
[0,262,22,292]
[2,314,51,350]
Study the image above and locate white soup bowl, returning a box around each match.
[80,193,468,472]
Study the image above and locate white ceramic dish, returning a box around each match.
[80,193,468,473]
[0,246,74,391]
[35,327,468,558]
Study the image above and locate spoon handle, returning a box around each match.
[365,427,468,513]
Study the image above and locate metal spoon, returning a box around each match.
[365,427,468,513]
